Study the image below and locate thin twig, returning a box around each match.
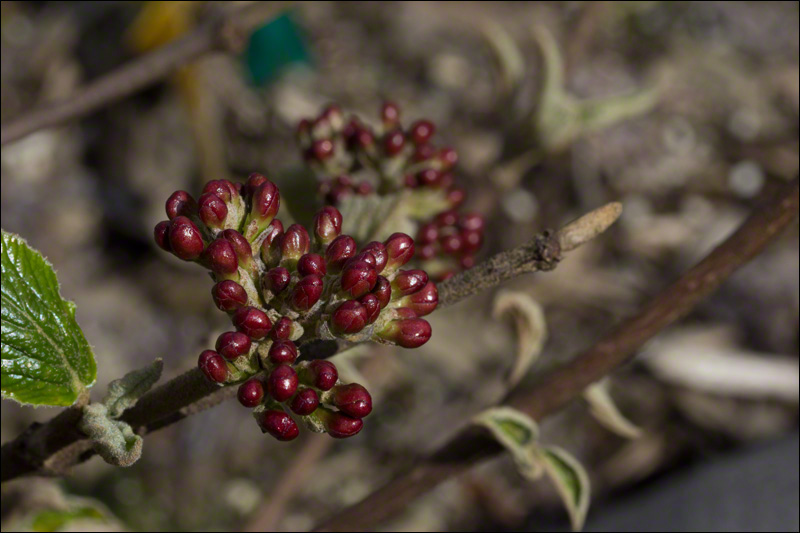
[0,202,621,482]
[312,179,799,531]
[0,2,278,146]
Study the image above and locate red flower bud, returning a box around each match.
[447,186,466,208]
[291,274,324,311]
[298,253,327,277]
[154,221,171,252]
[418,243,436,260]
[379,317,432,348]
[318,408,363,438]
[257,410,299,441]
[221,229,253,266]
[460,213,485,232]
[460,228,483,253]
[440,233,463,256]
[371,276,392,308]
[260,219,284,268]
[460,254,475,269]
[383,129,405,156]
[251,180,280,224]
[168,216,204,260]
[211,280,248,312]
[325,235,357,273]
[312,139,335,160]
[381,101,401,128]
[281,224,310,262]
[215,331,252,361]
[265,267,291,294]
[409,119,435,145]
[198,193,228,229]
[356,181,373,195]
[435,210,459,227]
[331,300,369,334]
[359,293,381,324]
[202,239,238,276]
[198,350,228,383]
[356,128,375,149]
[268,340,298,365]
[438,147,458,170]
[361,241,387,273]
[313,206,343,244]
[268,364,299,402]
[401,281,438,316]
[290,388,320,416]
[233,306,272,339]
[391,269,429,298]
[244,172,268,199]
[417,222,438,244]
[269,316,294,341]
[384,232,415,272]
[238,378,264,408]
[417,168,441,187]
[303,360,338,391]
[332,383,372,418]
[166,190,197,219]
[202,179,238,203]
[341,260,378,298]
[413,143,436,162]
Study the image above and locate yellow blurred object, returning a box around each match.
[126,1,228,184]
[126,1,199,53]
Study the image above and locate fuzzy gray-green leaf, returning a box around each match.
[1,231,96,406]
[103,359,163,419]
[79,403,142,467]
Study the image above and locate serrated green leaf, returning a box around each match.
[473,407,543,479]
[533,445,591,531]
[1,231,96,406]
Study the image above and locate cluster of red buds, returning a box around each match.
[298,102,487,281]
[297,101,464,206]
[154,174,438,441]
[416,210,485,281]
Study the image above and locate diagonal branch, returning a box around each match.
[0,202,623,483]
[0,2,280,146]
[312,178,799,531]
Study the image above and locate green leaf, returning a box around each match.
[533,445,591,531]
[1,231,96,406]
[31,506,105,532]
[473,407,543,479]
[79,403,143,467]
[103,359,163,419]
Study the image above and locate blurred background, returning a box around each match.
[1,1,798,531]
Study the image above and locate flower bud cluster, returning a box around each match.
[297,102,463,205]
[416,210,486,281]
[298,102,485,279]
[155,176,437,440]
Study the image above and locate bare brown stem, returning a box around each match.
[312,179,799,531]
[0,2,279,146]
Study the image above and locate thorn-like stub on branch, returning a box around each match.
[532,230,562,271]
[557,202,622,252]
